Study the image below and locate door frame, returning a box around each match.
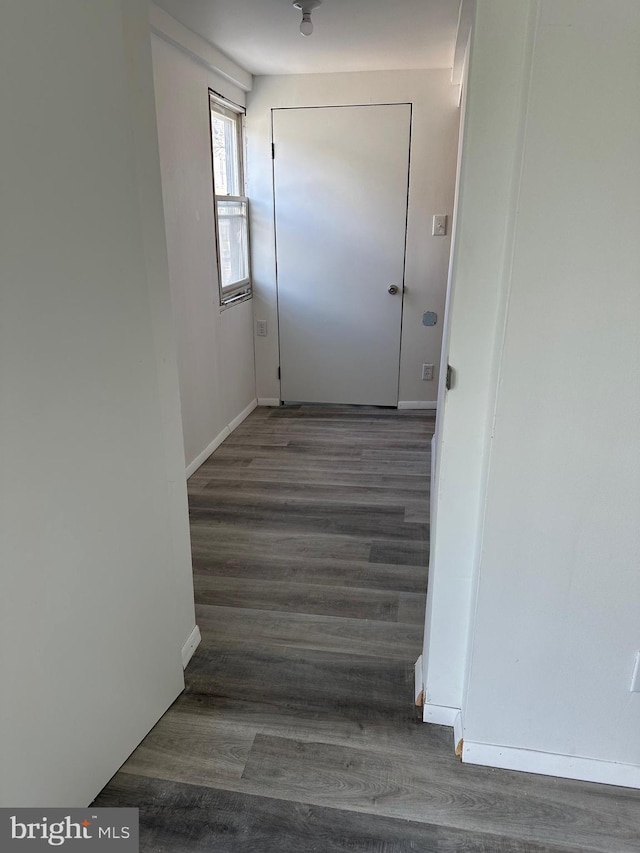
[270,102,413,407]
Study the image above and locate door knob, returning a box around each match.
[388,285,399,295]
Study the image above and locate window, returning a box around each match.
[209,92,251,306]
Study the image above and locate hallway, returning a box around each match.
[95,408,639,852]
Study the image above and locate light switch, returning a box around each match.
[432,215,447,237]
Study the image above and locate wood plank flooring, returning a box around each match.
[94,406,640,852]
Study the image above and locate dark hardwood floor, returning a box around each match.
[94,406,640,852]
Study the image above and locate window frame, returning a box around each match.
[209,91,252,307]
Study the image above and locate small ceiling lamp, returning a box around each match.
[293,0,322,37]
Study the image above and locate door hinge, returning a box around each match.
[271,142,275,160]
[277,366,281,380]
[446,364,454,391]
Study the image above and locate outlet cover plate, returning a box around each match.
[422,364,434,381]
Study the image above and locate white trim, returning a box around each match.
[398,401,437,410]
[258,398,281,407]
[453,711,464,756]
[462,741,640,790]
[228,398,258,433]
[181,625,201,669]
[185,426,230,478]
[185,399,258,477]
[423,703,460,726]
[149,3,252,92]
[452,0,475,87]
[414,655,424,706]
[630,650,640,693]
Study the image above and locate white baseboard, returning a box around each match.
[228,398,257,432]
[181,625,201,669]
[453,711,463,757]
[185,427,230,478]
[462,741,640,790]
[257,398,280,407]
[398,401,437,410]
[185,399,258,477]
[414,655,424,706]
[423,703,460,726]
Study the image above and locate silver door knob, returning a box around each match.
[388,285,399,295]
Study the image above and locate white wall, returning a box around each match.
[247,71,460,406]
[151,23,256,473]
[426,0,640,788]
[423,0,535,720]
[0,0,196,805]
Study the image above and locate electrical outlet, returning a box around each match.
[422,364,434,381]
[256,320,267,337]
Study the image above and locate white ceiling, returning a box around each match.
[153,0,462,76]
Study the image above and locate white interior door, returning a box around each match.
[273,104,411,406]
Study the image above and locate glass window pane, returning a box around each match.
[209,94,251,304]
[216,200,249,290]
[210,110,240,197]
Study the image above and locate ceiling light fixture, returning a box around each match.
[293,0,322,37]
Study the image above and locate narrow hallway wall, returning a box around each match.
[151,31,256,474]
[1,0,196,806]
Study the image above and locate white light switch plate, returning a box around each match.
[432,214,447,236]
